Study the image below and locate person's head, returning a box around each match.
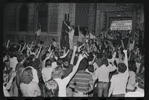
[78,59,88,71]
[107,52,112,59]
[101,58,109,66]
[21,67,33,84]
[28,54,36,61]
[62,59,69,69]
[17,54,25,63]
[52,66,64,79]
[87,65,94,73]
[129,63,137,73]
[45,59,52,68]
[23,58,33,67]
[117,63,127,73]
[10,51,18,58]
[45,79,59,97]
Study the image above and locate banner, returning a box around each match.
[110,20,132,30]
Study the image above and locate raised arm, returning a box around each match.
[65,53,85,82]
[70,45,77,65]
[90,54,97,65]
[123,49,128,73]
[60,49,70,58]
[35,45,42,58]
[20,43,26,52]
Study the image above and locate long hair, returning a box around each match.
[21,67,33,84]
[51,66,63,79]
[45,79,59,97]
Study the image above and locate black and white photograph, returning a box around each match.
[3,3,144,97]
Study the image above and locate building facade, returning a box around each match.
[3,3,144,45]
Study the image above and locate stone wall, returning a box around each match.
[3,3,142,45]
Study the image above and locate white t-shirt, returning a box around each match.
[20,81,40,97]
[3,86,10,97]
[125,91,144,97]
[10,57,18,71]
[127,71,136,90]
[95,64,116,82]
[54,76,71,97]
[110,72,129,95]
[42,67,55,83]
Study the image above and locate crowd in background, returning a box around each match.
[3,20,144,97]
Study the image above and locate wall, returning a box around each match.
[3,3,142,45]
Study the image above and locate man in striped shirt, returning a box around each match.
[69,59,94,97]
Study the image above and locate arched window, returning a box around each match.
[37,3,48,32]
[19,4,28,31]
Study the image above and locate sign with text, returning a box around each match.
[110,20,132,30]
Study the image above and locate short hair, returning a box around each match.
[101,58,109,66]
[107,52,112,59]
[10,51,18,58]
[63,60,69,68]
[117,63,127,73]
[28,55,35,61]
[78,59,88,71]
[45,59,52,67]
[52,66,63,79]
[45,79,59,97]
[87,65,94,73]
[21,67,33,84]
[23,58,33,67]
[17,54,25,62]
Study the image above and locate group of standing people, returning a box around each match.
[3,17,144,97]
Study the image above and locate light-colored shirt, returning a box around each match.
[10,57,18,71]
[25,66,39,84]
[110,72,129,95]
[54,76,71,97]
[127,71,136,90]
[125,91,144,97]
[42,66,55,83]
[95,64,116,82]
[20,81,41,97]
[3,86,10,97]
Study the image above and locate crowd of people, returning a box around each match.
[3,21,144,97]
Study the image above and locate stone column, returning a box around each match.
[88,3,96,33]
